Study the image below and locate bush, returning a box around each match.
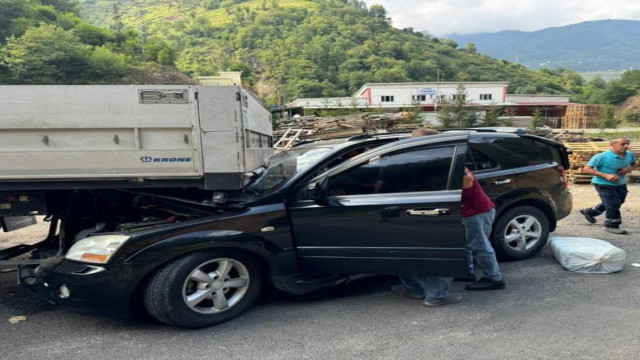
[624,108,640,124]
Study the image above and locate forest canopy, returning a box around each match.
[1,0,639,107]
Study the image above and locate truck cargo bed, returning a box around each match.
[0,85,273,190]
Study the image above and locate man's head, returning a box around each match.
[411,127,439,138]
[611,137,630,155]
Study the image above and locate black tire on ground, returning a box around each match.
[491,206,550,261]
[143,249,262,328]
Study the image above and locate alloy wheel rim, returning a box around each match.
[182,258,250,314]
[503,215,542,252]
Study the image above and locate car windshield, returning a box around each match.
[243,146,335,195]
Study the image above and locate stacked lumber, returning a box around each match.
[565,141,640,184]
[275,113,422,146]
[562,105,603,129]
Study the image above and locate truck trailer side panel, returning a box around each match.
[0,85,273,190]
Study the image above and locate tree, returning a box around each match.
[601,81,636,104]
[464,42,476,53]
[599,105,620,129]
[623,108,640,124]
[73,22,116,46]
[531,108,546,129]
[436,84,477,128]
[145,37,177,66]
[0,0,34,43]
[587,76,607,89]
[1,24,92,83]
[481,105,502,126]
[41,0,79,13]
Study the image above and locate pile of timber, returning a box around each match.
[562,104,603,129]
[565,141,640,184]
[274,113,422,145]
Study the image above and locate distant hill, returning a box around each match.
[443,20,640,72]
[73,0,578,104]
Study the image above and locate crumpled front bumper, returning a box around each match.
[20,258,157,318]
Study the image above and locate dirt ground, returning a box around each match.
[1,184,639,250]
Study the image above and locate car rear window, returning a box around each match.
[472,136,564,169]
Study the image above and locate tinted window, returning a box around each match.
[466,147,499,171]
[487,137,558,165]
[327,146,455,196]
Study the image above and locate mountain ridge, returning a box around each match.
[442,20,640,72]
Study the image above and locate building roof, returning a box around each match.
[354,81,510,97]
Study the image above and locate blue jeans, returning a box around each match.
[399,274,452,301]
[586,184,628,228]
[462,208,502,281]
[398,209,501,299]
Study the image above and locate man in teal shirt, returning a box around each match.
[580,137,638,234]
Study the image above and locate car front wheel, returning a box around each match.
[492,206,550,261]
[143,249,262,328]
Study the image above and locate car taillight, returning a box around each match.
[558,166,568,189]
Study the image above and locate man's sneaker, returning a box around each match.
[390,284,424,299]
[465,277,506,291]
[423,293,463,307]
[605,227,628,235]
[580,209,597,224]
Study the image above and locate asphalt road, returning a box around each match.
[1,187,640,360]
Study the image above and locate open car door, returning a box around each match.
[287,134,472,278]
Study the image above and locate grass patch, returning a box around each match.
[586,129,640,141]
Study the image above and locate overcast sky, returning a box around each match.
[361,0,640,36]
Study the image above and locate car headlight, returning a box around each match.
[65,235,131,264]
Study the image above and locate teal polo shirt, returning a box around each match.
[587,149,637,186]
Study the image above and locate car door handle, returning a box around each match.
[492,178,513,185]
[407,208,450,216]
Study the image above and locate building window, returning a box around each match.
[437,95,447,102]
[480,94,493,101]
[412,95,427,102]
[381,95,394,102]
[452,94,466,101]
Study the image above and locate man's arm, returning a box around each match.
[463,170,474,189]
[582,164,620,182]
[616,162,638,175]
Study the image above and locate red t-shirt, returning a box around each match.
[461,169,494,218]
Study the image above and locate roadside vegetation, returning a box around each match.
[1,0,640,118]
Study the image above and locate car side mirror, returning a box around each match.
[308,177,329,205]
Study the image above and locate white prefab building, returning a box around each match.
[283,81,573,128]
[353,82,509,109]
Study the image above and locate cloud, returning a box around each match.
[362,0,640,36]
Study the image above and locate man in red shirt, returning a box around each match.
[461,168,505,291]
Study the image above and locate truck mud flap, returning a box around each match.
[0,216,38,232]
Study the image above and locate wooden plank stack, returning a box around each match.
[562,105,603,129]
[565,141,640,184]
[274,113,422,145]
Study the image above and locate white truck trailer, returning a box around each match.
[0,85,272,191]
[0,84,272,234]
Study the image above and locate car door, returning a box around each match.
[287,136,471,278]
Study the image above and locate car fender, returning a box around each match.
[494,187,558,226]
[124,229,296,277]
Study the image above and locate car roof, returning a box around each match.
[291,132,411,150]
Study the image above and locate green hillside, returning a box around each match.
[0,0,191,84]
[2,0,639,109]
[75,0,583,105]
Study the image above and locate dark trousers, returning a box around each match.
[586,184,628,228]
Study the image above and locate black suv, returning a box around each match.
[13,129,571,328]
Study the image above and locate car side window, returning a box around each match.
[326,146,455,196]
[466,147,499,171]
[487,137,556,165]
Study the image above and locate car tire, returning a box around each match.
[143,249,262,328]
[491,206,549,261]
